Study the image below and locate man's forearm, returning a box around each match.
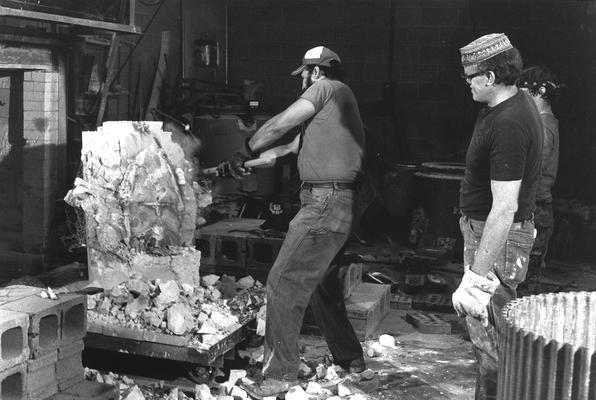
[248,116,288,153]
[471,210,515,276]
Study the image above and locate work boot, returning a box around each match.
[241,377,299,400]
[338,356,366,374]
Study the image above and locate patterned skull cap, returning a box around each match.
[460,33,513,66]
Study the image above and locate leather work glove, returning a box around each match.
[217,138,256,180]
[452,265,500,327]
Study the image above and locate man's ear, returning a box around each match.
[312,66,321,79]
[486,71,495,86]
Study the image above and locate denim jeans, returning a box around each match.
[530,201,554,271]
[459,215,535,400]
[262,185,363,381]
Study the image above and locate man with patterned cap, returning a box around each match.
[452,33,542,399]
[234,46,366,399]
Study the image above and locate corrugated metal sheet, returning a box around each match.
[498,292,596,400]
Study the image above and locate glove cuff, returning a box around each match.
[244,137,257,158]
[463,265,500,295]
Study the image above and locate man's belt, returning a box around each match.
[302,182,356,190]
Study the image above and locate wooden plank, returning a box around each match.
[96,32,120,127]
[144,31,170,120]
[0,6,140,34]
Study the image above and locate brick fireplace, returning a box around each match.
[0,39,67,281]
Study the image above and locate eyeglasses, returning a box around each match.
[461,71,487,83]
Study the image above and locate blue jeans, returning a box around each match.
[262,184,363,381]
[459,216,535,400]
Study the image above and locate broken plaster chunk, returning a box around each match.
[305,382,323,395]
[227,369,247,386]
[285,386,308,400]
[155,280,180,306]
[230,386,249,400]
[167,303,195,335]
[236,276,255,290]
[210,310,239,331]
[349,394,367,400]
[324,365,339,381]
[360,369,375,381]
[379,334,396,348]
[182,283,194,296]
[316,364,327,380]
[195,384,215,400]
[122,386,146,400]
[202,274,220,287]
[337,381,352,397]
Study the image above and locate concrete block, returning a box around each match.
[390,293,413,310]
[1,295,61,358]
[216,235,247,268]
[346,283,391,341]
[342,263,363,300]
[56,351,83,382]
[46,380,118,399]
[0,363,26,400]
[57,340,84,360]
[59,295,87,344]
[26,351,58,399]
[27,349,57,372]
[57,373,83,392]
[0,309,30,372]
[246,236,283,270]
[406,311,451,334]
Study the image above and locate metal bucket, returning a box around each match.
[414,162,465,255]
[499,292,596,400]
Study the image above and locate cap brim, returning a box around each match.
[290,64,306,76]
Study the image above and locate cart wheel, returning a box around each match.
[188,365,212,384]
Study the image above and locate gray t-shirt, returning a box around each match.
[298,79,365,183]
[535,112,559,202]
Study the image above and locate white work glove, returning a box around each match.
[452,265,500,327]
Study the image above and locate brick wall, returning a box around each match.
[218,0,596,202]
[0,42,68,280]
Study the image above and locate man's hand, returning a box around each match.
[216,151,252,180]
[452,266,500,326]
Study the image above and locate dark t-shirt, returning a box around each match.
[298,79,365,183]
[459,90,542,222]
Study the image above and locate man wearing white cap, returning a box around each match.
[452,33,542,399]
[237,46,366,399]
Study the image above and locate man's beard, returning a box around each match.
[302,76,313,91]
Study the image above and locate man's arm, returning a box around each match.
[470,179,521,276]
[248,98,315,152]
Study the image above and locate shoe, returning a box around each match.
[241,377,299,400]
[338,356,366,374]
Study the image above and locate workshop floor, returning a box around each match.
[301,237,596,400]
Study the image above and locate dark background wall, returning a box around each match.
[127,0,596,203]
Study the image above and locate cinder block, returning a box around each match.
[56,351,83,383]
[0,363,26,400]
[59,295,87,344]
[195,235,215,265]
[341,263,363,300]
[215,236,247,268]
[0,309,30,372]
[391,293,413,310]
[46,380,118,399]
[406,311,451,334]
[58,373,83,392]
[57,340,84,360]
[246,236,283,269]
[27,350,58,399]
[346,283,391,340]
[0,296,61,358]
